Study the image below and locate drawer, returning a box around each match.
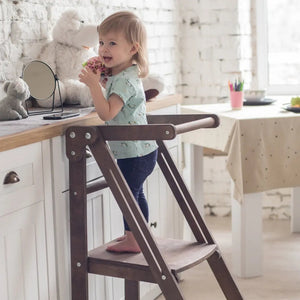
[0,143,44,216]
[52,136,103,192]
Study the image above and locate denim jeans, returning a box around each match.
[117,149,158,231]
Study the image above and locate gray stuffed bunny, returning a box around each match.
[0,78,30,121]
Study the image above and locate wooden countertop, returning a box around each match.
[0,94,181,152]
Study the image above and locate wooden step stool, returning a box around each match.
[66,113,243,300]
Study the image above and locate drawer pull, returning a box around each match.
[3,171,20,184]
[150,221,157,228]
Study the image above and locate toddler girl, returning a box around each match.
[79,11,158,253]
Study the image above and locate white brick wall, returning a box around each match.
[178,0,252,105]
[0,0,289,219]
[179,0,291,219]
[0,0,181,98]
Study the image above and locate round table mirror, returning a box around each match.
[22,60,56,100]
[22,60,63,115]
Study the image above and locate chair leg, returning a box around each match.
[125,280,140,300]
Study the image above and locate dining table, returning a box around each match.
[180,99,300,278]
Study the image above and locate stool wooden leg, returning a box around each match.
[69,157,89,300]
[125,280,139,300]
[208,252,243,300]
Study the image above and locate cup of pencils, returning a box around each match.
[228,79,244,110]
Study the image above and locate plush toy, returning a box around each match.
[36,9,98,107]
[0,78,30,121]
[36,9,164,108]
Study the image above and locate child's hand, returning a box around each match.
[79,67,101,87]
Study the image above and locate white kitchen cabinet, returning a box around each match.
[0,95,182,300]
[0,141,57,300]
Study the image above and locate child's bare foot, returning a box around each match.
[116,234,126,242]
[106,231,141,253]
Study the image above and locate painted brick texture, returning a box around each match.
[0,0,181,98]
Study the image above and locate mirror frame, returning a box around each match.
[22,60,63,116]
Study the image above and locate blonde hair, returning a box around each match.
[97,11,149,77]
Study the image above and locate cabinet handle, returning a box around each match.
[150,221,157,228]
[3,171,20,184]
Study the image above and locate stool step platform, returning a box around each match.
[88,238,217,282]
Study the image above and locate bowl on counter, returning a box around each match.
[244,90,266,102]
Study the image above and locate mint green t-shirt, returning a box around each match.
[105,65,158,159]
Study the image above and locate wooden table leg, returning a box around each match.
[291,187,300,232]
[183,144,204,215]
[182,144,204,241]
[231,187,263,278]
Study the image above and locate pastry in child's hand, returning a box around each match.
[291,96,300,107]
[82,56,111,77]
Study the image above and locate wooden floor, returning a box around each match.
[156,216,300,300]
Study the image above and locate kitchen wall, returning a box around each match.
[0,0,290,219]
[178,0,290,219]
[179,0,253,105]
[0,0,181,98]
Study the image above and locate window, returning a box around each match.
[256,0,300,95]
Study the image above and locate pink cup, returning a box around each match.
[230,91,243,110]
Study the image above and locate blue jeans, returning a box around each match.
[117,149,158,231]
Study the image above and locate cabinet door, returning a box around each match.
[104,191,125,300]
[147,146,180,239]
[0,202,49,300]
[87,189,111,300]
[0,141,56,300]
[146,165,163,237]
[158,146,182,239]
[53,188,111,300]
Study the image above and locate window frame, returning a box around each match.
[256,0,300,95]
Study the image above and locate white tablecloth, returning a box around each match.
[181,102,300,202]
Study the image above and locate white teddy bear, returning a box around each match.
[36,9,164,108]
[0,78,30,121]
[37,9,98,107]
